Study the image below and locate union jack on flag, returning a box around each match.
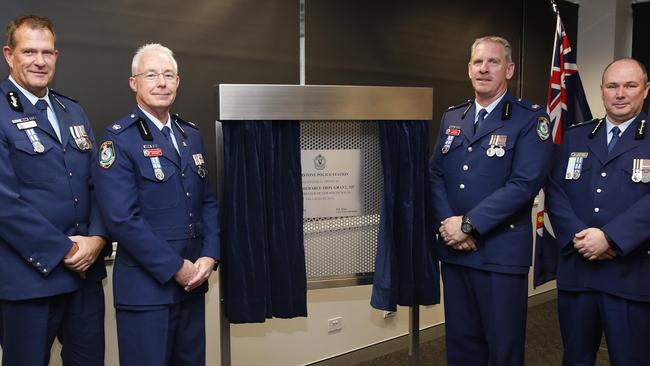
[533,10,592,287]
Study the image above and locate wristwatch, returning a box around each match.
[461,215,475,235]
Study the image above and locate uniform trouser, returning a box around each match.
[0,280,105,366]
[558,290,650,366]
[116,294,206,366]
[441,262,528,366]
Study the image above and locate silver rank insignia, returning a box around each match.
[565,152,588,180]
[487,135,507,157]
[193,153,207,178]
[69,125,92,151]
[99,141,116,168]
[112,124,122,130]
[632,159,650,183]
[441,126,461,154]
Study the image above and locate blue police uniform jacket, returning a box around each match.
[429,91,554,274]
[547,114,650,302]
[92,108,220,307]
[0,78,108,301]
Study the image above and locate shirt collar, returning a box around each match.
[8,75,53,110]
[138,105,171,133]
[474,91,507,122]
[605,115,636,136]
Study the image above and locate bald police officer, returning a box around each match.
[429,36,554,365]
[92,43,219,366]
[0,15,108,365]
[547,58,650,365]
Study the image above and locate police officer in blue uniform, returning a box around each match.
[92,43,220,366]
[429,36,554,366]
[0,15,108,366]
[547,58,650,366]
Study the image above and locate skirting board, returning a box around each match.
[305,289,557,366]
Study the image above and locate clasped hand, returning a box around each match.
[174,257,218,292]
[573,228,616,261]
[439,216,477,251]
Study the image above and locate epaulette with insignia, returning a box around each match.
[568,118,599,129]
[173,113,198,129]
[49,89,78,103]
[588,119,605,138]
[447,99,472,111]
[512,98,543,112]
[105,113,140,135]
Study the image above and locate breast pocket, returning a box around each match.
[478,138,515,176]
[12,139,59,183]
[621,158,650,199]
[138,162,179,210]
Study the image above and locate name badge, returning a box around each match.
[143,147,163,157]
[17,120,38,130]
[565,152,588,180]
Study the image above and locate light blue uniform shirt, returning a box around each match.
[9,75,62,142]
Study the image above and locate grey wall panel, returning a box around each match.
[1,0,299,186]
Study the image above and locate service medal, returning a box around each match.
[493,135,507,158]
[155,168,165,181]
[486,146,495,157]
[33,141,45,153]
[566,152,588,180]
[193,153,207,178]
[149,156,164,180]
[633,159,650,183]
[70,125,92,151]
[441,135,454,154]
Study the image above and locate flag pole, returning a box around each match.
[550,0,558,14]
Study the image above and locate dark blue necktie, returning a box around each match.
[475,108,488,134]
[608,126,620,154]
[162,126,179,157]
[35,99,49,117]
[35,99,60,142]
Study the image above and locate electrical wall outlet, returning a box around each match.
[328,317,343,332]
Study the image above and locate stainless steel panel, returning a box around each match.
[301,121,381,286]
[219,84,432,120]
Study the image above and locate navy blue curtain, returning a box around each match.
[221,120,307,323]
[371,121,440,311]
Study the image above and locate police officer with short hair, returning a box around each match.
[547,58,650,365]
[429,36,554,365]
[0,14,108,365]
[92,43,219,366]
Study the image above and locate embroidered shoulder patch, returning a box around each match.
[99,141,116,168]
[537,116,550,141]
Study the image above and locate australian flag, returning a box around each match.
[533,10,592,287]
